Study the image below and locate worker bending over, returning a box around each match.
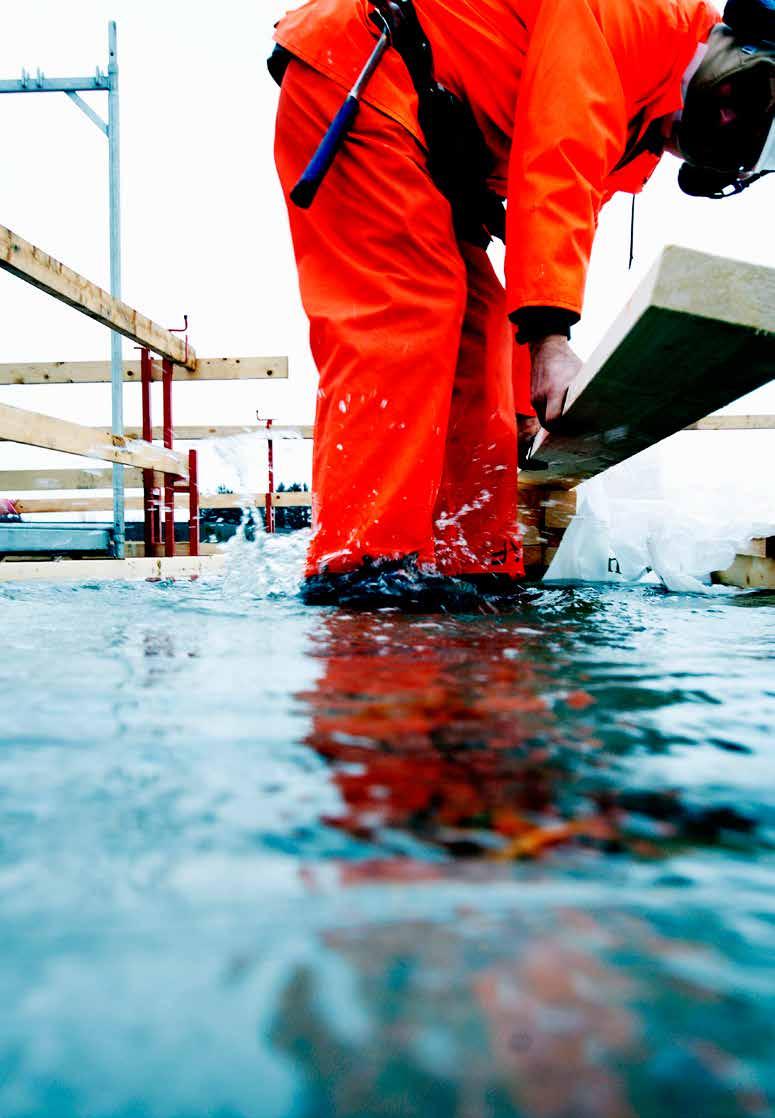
[270,0,774,604]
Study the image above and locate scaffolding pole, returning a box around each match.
[0,21,125,556]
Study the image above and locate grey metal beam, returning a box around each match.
[0,77,108,93]
[65,90,108,135]
[0,524,114,554]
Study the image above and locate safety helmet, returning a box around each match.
[678,0,775,197]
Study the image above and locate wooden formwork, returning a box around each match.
[2,236,773,582]
[0,555,227,583]
[0,219,293,564]
[713,538,775,591]
[518,481,577,579]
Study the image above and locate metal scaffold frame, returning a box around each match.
[0,21,126,555]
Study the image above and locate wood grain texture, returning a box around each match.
[0,423,313,446]
[0,468,142,491]
[0,402,189,477]
[522,246,775,484]
[518,485,577,576]
[712,554,775,590]
[0,356,288,385]
[0,554,226,582]
[685,415,775,431]
[736,537,775,559]
[11,491,313,513]
[0,224,197,369]
[125,542,222,559]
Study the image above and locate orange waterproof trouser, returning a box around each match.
[274,61,524,579]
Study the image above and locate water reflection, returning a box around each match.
[1,575,774,1118]
[265,902,775,1118]
[298,607,760,861]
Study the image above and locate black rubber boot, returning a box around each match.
[301,556,524,613]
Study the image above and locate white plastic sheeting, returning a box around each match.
[545,475,774,594]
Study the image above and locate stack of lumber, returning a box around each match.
[713,538,775,590]
[518,483,577,579]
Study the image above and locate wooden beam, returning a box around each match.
[685,415,775,431]
[739,537,775,559]
[523,246,775,484]
[13,496,151,513]
[0,423,313,445]
[0,224,197,369]
[712,553,775,590]
[0,554,226,583]
[0,401,189,477]
[0,467,142,491]
[114,423,314,442]
[0,469,315,494]
[0,356,288,385]
[12,491,312,513]
[124,542,222,559]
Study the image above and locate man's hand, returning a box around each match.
[529,335,582,431]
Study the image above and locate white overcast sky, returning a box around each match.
[0,0,772,516]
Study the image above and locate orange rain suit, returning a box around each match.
[273,0,719,578]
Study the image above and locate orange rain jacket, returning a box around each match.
[275,0,719,322]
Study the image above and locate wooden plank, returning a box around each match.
[712,554,775,590]
[517,524,542,547]
[13,496,147,513]
[0,356,288,385]
[541,490,577,530]
[0,554,226,583]
[1,424,312,445]
[737,537,775,559]
[11,491,312,513]
[116,423,313,442]
[685,415,775,431]
[519,476,576,492]
[0,423,314,445]
[0,401,189,478]
[0,225,197,369]
[0,467,142,491]
[271,491,313,508]
[118,424,312,442]
[125,542,222,559]
[523,246,775,484]
[522,545,547,578]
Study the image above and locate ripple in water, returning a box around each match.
[1,528,774,1117]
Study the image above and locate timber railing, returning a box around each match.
[3,228,773,566]
[0,221,290,558]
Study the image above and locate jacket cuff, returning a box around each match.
[511,306,579,345]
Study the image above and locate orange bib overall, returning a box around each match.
[273,0,718,578]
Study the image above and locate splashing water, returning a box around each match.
[1,528,774,1118]
[219,519,311,601]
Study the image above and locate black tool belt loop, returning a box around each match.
[370,0,506,246]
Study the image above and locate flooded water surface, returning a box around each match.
[1,535,774,1117]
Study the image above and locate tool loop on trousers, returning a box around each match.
[369,0,506,247]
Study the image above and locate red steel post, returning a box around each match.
[162,358,175,557]
[265,419,275,534]
[188,448,200,557]
[140,349,156,556]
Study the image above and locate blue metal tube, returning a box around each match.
[108,21,125,559]
[0,77,109,93]
[65,90,108,135]
[0,25,126,557]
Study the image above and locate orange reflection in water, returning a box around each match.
[298,611,606,855]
